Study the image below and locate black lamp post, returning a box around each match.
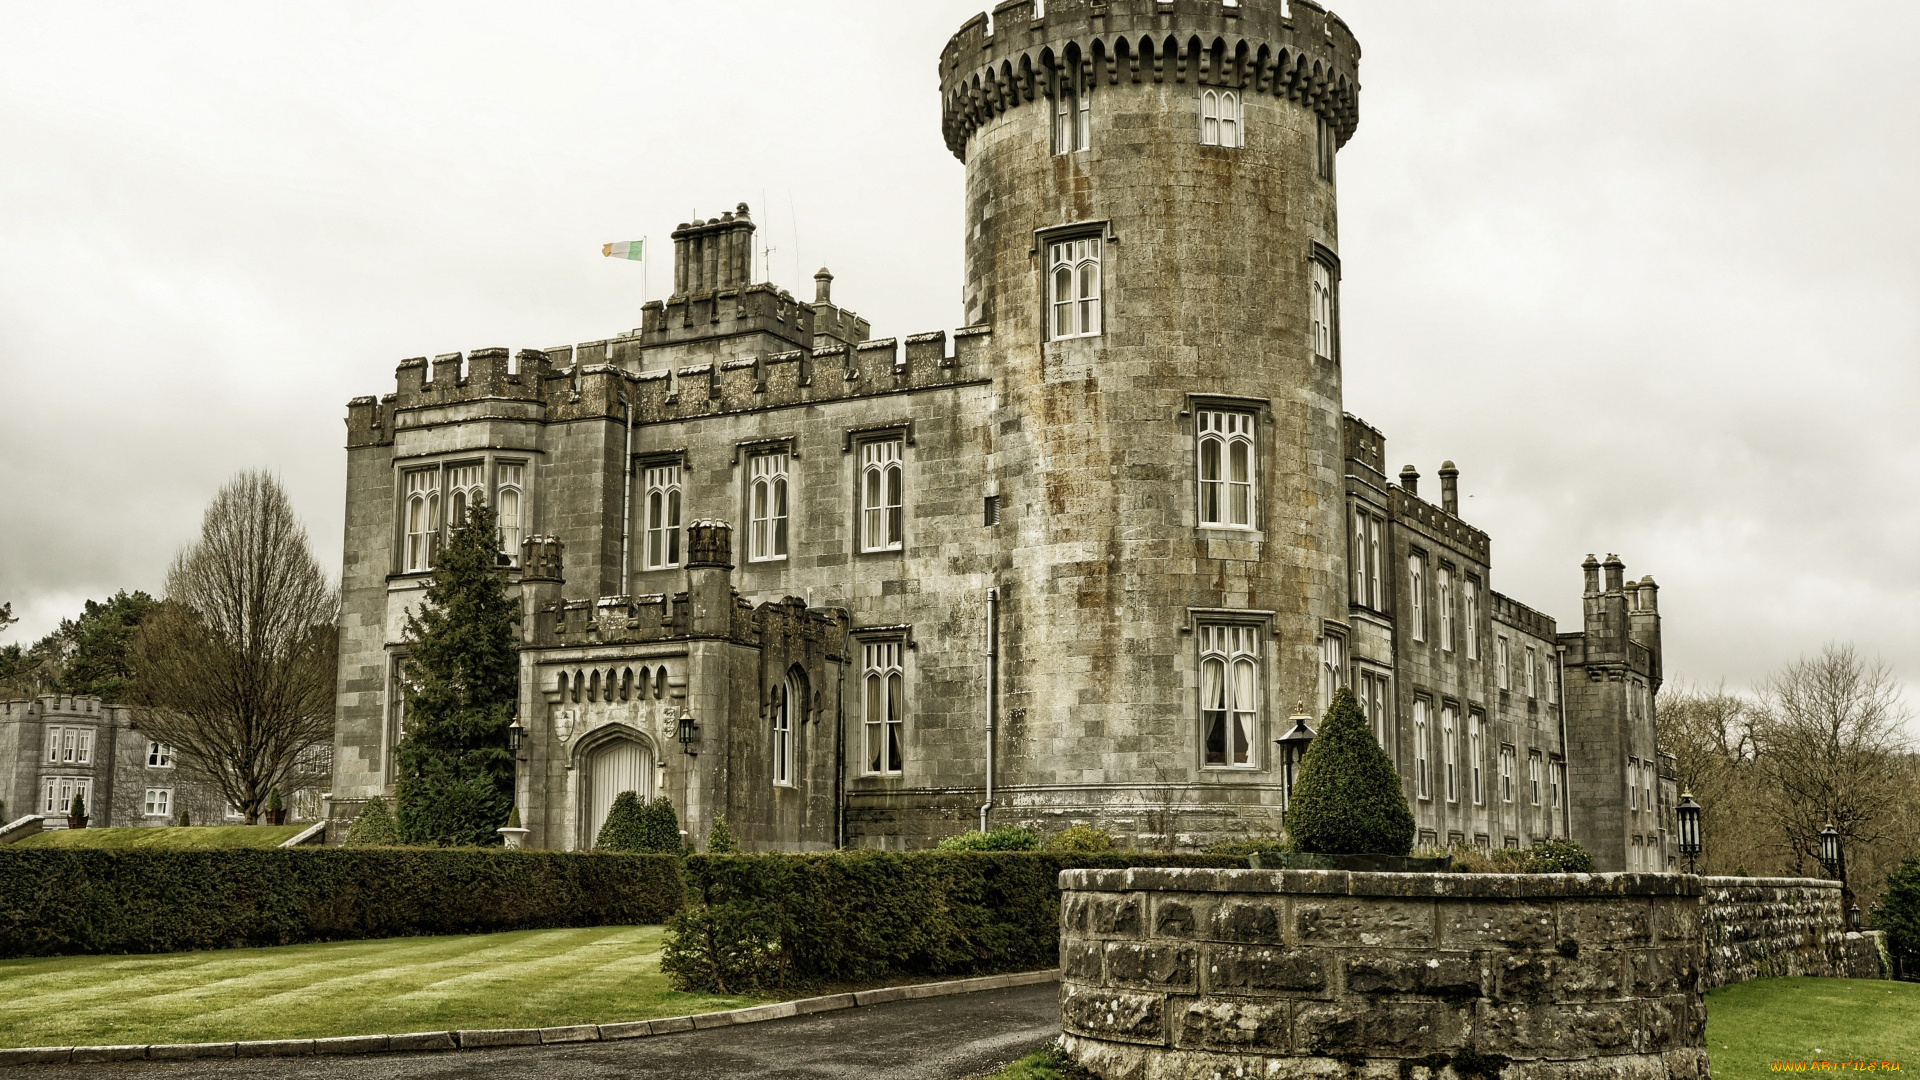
[1275,710,1316,808]
[507,710,525,757]
[677,714,701,755]
[1676,792,1702,874]
[1819,824,1841,877]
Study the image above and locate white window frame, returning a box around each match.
[1351,508,1386,611]
[1437,567,1455,652]
[1048,237,1103,340]
[1321,632,1347,713]
[1441,704,1458,804]
[1528,752,1543,807]
[1200,89,1243,148]
[862,640,906,776]
[42,776,93,817]
[1052,65,1091,153]
[1407,555,1426,642]
[144,788,173,818]
[46,726,93,765]
[1468,711,1484,805]
[147,741,174,768]
[1200,624,1261,770]
[1412,697,1431,799]
[643,463,684,570]
[1551,761,1565,812]
[402,468,440,573]
[1496,635,1511,691]
[859,439,905,553]
[1197,410,1256,529]
[496,461,526,564]
[1629,758,1640,811]
[749,452,791,563]
[1366,670,1390,749]
[1315,115,1336,181]
[1464,578,1480,660]
[1546,657,1559,704]
[772,671,799,787]
[1311,259,1336,360]
[1500,746,1516,803]
[445,462,485,532]
[1525,646,1538,699]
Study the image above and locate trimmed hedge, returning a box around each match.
[661,851,1243,994]
[0,848,683,958]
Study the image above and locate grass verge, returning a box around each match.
[0,926,762,1048]
[12,826,307,850]
[1704,977,1920,1075]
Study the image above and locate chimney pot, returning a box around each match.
[1438,460,1459,515]
[815,268,834,304]
[1399,465,1420,497]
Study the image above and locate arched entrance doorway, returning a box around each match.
[583,735,654,847]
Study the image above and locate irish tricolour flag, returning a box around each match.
[602,240,644,261]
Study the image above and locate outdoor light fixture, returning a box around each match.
[677,714,701,755]
[1851,905,1863,931]
[1819,824,1841,876]
[507,710,525,756]
[1275,707,1316,808]
[1676,792,1702,874]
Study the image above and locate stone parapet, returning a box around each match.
[1699,875,1884,987]
[1059,868,1709,1080]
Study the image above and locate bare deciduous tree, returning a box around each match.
[1751,644,1912,899]
[133,471,337,823]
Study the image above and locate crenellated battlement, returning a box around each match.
[939,0,1359,160]
[344,326,994,446]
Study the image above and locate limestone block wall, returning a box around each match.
[1059,868,1709,1080]
[1699,876,1885,988]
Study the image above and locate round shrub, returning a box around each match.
[344,796,400,847]
[1528,838,1595,873]
[936,826,1040,851]
[1284,687,1415,856]
[1047,825,1115,854]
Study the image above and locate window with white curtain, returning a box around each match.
[1351,507,1385,610]
[403,469,440,572]
[1321,633,1347,713]
[1048,237,1102,339]
[772,671,799,787]
[1501,746,1517,803]
[862,641,905,775]
[644,464,683,569]
[1464,577,1480,660]
[1200,89,1243,147]
[860,440,905,552]
[445,462,485,531]
[1311,260,1335,360]
[1468,711,1484,804]
[1200,625,1260,769]
[749,452,791,562]
[1529,752,1543,806]
[1357,669,1390,749]
[496,462,525,563]
[1412,698,1430,799]
[1408,555,1427,642]
[1442,705,1459,803]
[1197,411,1256,529]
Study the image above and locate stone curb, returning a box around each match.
[0,968,1061,1067]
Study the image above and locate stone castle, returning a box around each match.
[329,0,1674,871]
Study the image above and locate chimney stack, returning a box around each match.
[1399,465,1420,497]
[686,520,736,638]
[670,203,756,297]
[815,267,834,304]
[1438,460,1459,515]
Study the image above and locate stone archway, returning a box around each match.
[581,732,655,848]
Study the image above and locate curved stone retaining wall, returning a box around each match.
[1700,876,1884,988]
[1059,868,1709,1080]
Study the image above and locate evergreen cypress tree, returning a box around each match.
[1285,686,1416,856]
[706,814,737,853]
[394,500,519,846]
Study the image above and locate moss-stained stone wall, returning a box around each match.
[1699,876,1885,988]
[1059,868,1710,1079]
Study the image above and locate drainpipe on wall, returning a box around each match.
[979,588,999,834]
[1556,645,1573,839]
[835,615,850,850]
[617,388,635,591]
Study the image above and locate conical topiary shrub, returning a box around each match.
[1284,686,1415,856]
[595,791,649,852]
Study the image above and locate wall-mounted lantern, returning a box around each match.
[1675,792,1702,874]
[678,714,701,755]
[1819,824,1841,877]
[1275,708,1316,808]
[507,709,526,756]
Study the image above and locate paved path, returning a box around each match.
[10,983,1061,1080]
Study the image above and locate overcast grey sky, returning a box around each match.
[2,2,1915,714]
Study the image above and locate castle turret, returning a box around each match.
[939,0,1361,825]
[685,521,735,638]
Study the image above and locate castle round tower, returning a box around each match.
[940,0,1361,840]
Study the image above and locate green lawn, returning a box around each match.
[0,926,762,1048]
[975,979,1920,1080]
[12,825,307,850]
[1704,977,1920,1076]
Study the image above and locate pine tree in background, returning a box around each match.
[394,500,519,846]
[1285,686,1416,856]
